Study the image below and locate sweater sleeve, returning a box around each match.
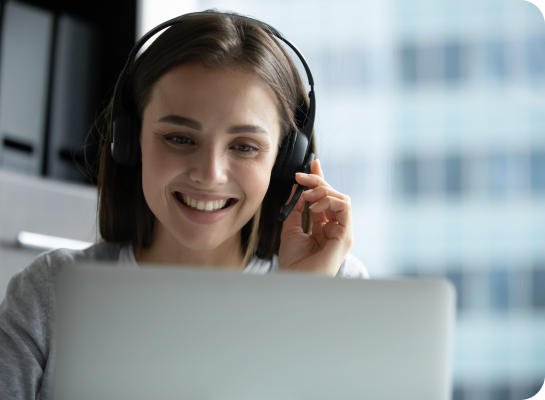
[0,242,136,399]
[0,254,52,400]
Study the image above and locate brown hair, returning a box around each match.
[97,11,315,262]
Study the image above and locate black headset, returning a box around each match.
[110,11,316,221]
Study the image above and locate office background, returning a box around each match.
[0,0,544,399]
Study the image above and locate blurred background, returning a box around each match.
[0,0,544,398]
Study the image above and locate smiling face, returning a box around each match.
[140,63,281,256]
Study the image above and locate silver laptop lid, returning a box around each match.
[52,263,455,400]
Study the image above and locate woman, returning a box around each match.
[0,11,368,399]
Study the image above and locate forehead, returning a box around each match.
[145,63,281,133]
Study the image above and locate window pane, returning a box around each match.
[397,155,418,198]
[489,268,509,311]
[530,151,545,194]
[531,268,545,309]
[488,152,508,196]
[445,154,463,197]
[485,41,506,80]
[526,37,545,78]
[444,42,464,83]
[400,44,417,85]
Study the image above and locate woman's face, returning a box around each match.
[140,63,281,251]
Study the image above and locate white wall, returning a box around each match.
[137,0,199,39]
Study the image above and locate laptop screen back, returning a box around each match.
[52,264,455,400]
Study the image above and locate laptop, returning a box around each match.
[52,263,455,400]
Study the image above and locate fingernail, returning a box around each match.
[296,172,308,177]
[304,189,313,194]
[309,202,317,209]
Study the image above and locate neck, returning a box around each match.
[134,220,246,270]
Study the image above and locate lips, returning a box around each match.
[174,192,237,212]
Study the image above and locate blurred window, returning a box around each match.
[445,154,463,197]
[488,152,508,196]
[399,261,419,277]
[321,50,367,91]
[397,155,418,198]
[400,44,418,85]
[526,37,545,78]
[489,385,510,400]
[419,45,443,83]
[531,266,545,309]
[530,150,545,194]
[444,42,464,83]
[485,41,507,81]
[451,386,464,400]
[489,267,509,311]
[321,162,365,197]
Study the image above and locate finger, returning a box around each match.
[301,186,351,203]
[295,171,330,190]
[308,196,351,227]
[310,203,328,225]
[302,185,349,225]
[323,222,353,249]
[309,221,328,248]
[310,159,324,178]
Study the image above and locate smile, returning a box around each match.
[175,192,236,212]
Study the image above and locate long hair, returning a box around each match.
[97,11,315,262]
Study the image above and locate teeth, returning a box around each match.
[180,194,230,212]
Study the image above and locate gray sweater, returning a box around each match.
[0,241,368,400]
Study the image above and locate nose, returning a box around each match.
[188,145,229,188]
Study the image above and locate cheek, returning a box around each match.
[237,153,277,206]
[140,135,185,206]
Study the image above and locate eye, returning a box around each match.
[166,136,193,145]
[233,144,258,153]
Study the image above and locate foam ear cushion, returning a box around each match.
[286,131,308,175]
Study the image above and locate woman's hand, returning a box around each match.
[278,159,353,276]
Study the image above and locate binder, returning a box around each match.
[0,1,53,176]
[47,14,99,182]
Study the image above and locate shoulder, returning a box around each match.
[0,241,125,341]
[0,241,126,398]
[336,253,370,279]
[1,241,125,328]
[3,240,126,304]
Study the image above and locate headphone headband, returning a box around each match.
[124,12,314,85]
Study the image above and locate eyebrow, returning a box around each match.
[156,115,268,135]
[157,115,201,130]
[227,125,268,135]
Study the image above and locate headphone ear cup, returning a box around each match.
[111,113,141,166]
[272,130,309,181]
[272,130,297,180]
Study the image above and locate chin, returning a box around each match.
[174,229,235,252]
